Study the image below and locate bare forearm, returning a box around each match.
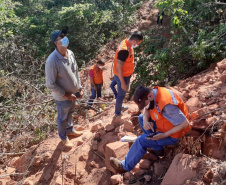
[116,59,125,85]
[163,119,189,138]
[90,78,96,88]
[151,118,189,140]
[143,108,150,122]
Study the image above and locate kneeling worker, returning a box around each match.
[110,86,190,173]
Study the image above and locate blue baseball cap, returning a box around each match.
[51,30,62,43]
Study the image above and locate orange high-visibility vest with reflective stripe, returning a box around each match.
[90,64,103,84]
[149,86,190,139]
[113,38,134,77]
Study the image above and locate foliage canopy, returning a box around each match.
[131,0,226,94]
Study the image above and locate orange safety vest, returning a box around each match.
[89,64,103,84]
[113,38,134,77]
[149,86,190,139]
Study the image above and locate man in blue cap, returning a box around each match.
[45,28,83,148]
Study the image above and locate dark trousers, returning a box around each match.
[88,83,102,105]
[157,12,164,25]
[110,78,117,98]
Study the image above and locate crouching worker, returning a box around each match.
[110,86,190,173]
[88,60,105,106]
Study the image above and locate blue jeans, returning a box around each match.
[56,100,75,141]
[110,78,117,98]
[121,114,178,171]
[88,83,102,105]
[114,75,131,115]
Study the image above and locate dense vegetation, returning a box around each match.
[131,0,226,93]
[0,0,142,69]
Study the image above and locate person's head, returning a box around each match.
[96,59,105,69]
[128,31,143,48]
[51,27,69,52]
[133,86,155,110]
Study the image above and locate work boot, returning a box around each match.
[110,157,127,174]
[62,139,73,148]
[111,114,123,126]
[67,130,83,137]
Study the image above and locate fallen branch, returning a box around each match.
[80,104,100,112]
[0,152,25,157]
[200,150,225,167]
[192,105,226,122]
[0,173,24,178]
[200,150,225,183]
[16,142,42,185]
[196,119,220,142]
[0,99,54,109]
[88,108,109,121]
[92,150,105,160]
[78,99,113,105]
[14,76,44,95]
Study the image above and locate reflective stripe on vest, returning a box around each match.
[113,38,134,77]
[149,86,190,139]
[90,64,103,84]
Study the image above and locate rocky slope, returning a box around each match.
[0,0,225,185]
[1,59,225,185]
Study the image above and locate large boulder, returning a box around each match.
[202,135,224,159]
[161,153,197,185]
[110,175,122,185]
[13,145,37,173]
[105,142,129,174]
[186,97,201,108]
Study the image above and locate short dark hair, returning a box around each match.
[129,31,143,41]
[97,59,105,65]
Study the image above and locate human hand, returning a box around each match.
[64,93,76,101]
[150,133,166,140]
[121,83,127,91]
[145,133,158,140]
[75,91,83,98]
[94,86,97,91]
[143,121,154,132]
[79,91,83,98]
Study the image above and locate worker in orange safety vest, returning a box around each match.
[110,86,190,173]
[88,59,105,106]
[111,32,143,124]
